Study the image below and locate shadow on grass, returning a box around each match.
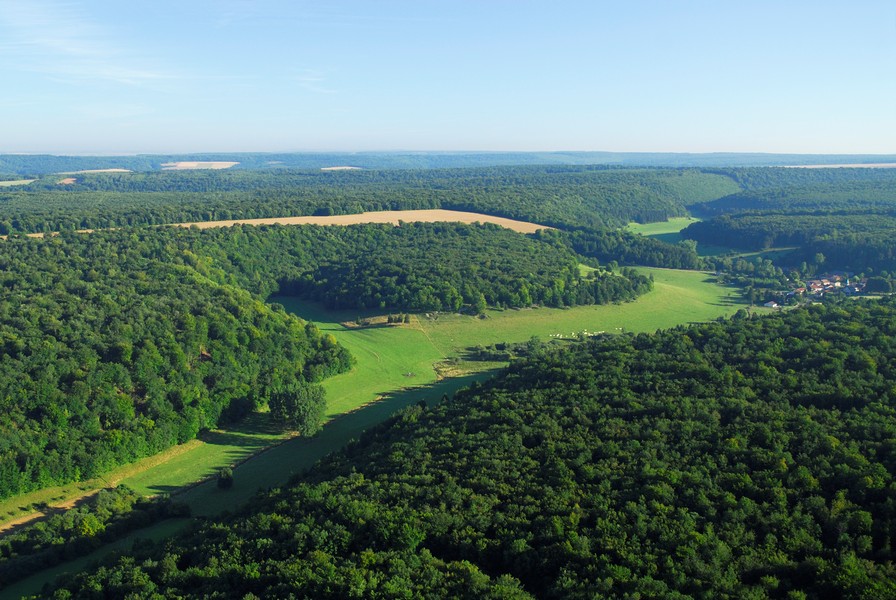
[201,430,274,449]
[4,371,503,599]
[177,370,500,518]
[648,232,683,245]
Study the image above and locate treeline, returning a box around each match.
[0,228,352,501]
[41,299,896,598]
[703,166,896,197]
[682,211,896,251]
[0,166,738,233]
[692,181,896,217]
[0,486,188,587]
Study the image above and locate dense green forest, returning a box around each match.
[0,166,737,232]
[0,229,353,500]
[682,212,896,252]
[702,167,896,194]
[680,168,896,276]
[0,486,188,586]
[0,220,654,502]
[39,299,896,598]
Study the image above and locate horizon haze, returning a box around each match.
[1,0,894,155]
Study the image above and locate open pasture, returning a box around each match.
[627,217,733,256]
[279,267,748,418]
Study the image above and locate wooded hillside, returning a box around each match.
[42,299,896,598]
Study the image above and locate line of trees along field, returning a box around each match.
[0,221,655,502]
[38,299,896,598]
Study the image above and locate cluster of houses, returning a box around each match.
[764,272,867,307]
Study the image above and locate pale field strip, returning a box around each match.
[0,179,35,187]
[161,161,240,170]
[172,209,553,234]
[59,169,133,174]
[783,163,896,169]
[320,166,362,171]
[7,210,552,240]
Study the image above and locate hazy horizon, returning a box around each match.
[1,1,894,155]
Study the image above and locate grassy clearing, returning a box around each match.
[278,267,749,413]
[416,267,746,353]
[0,179,35,187]
[118,412,288,497]
[626,218,733,257]
[625,217,699,241]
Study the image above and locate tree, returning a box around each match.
[269,384,327,435]
[473,292,488,315]
[217,467,233,490]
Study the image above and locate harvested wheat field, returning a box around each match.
[60,168,133,174]
[173,209,552,234]
[161,161,239,170]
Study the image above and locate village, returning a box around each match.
[763,272,868,308]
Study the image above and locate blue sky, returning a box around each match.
[0,0,894,154]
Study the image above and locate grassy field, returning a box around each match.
[278,267,750,416]
[625,217,699,242]
[626,218,733,257]
[0,179,35,187]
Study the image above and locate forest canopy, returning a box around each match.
[41,298,896,599]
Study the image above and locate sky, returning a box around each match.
[0,0,894,155]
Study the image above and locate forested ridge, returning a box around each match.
[0,166,737,233]
[679,168,896,277]
[39,299,896,599]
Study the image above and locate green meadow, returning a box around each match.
[626,217,732,256]
[278,267,750,416]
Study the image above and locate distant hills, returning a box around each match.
[3,151,896,175]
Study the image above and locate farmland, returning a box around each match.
[173,209,552,234]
